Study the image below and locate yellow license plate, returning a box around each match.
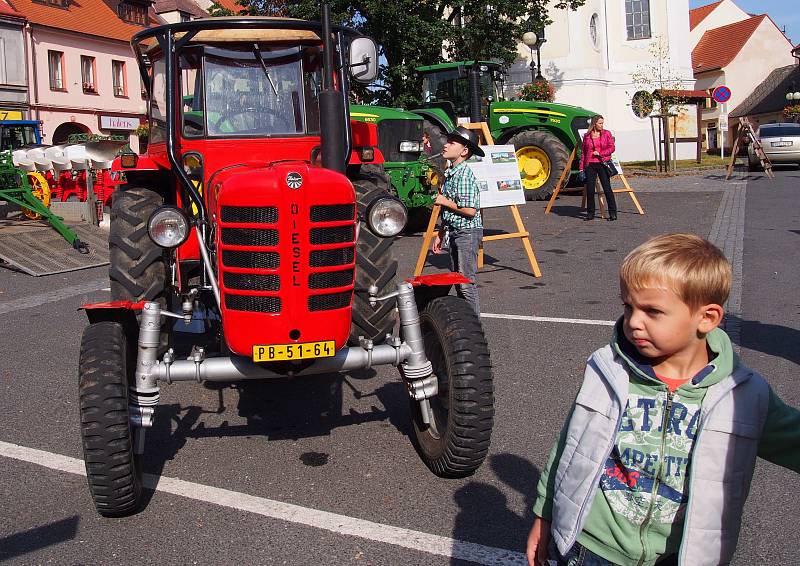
[252,341,336,362]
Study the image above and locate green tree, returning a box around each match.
[223,0,585,107]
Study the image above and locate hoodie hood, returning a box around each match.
[610,318,736,390]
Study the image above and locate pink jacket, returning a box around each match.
[580,130,615,171]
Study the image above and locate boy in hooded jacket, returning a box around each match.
[526,233,800,566]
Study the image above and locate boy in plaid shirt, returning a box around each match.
[432,127,484,315]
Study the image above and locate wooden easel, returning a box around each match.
[544,149,645,215]
[413,122,542,278]
[725,117,774,180]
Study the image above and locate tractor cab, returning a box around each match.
[418,61,505,122]
[0,120,43,151]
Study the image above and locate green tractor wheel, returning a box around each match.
[509,130,570,201]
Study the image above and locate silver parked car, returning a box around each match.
[749,122,800,169]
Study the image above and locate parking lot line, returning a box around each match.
[482,312,616,326]
[0,278,108,315]
[0,440,528,565]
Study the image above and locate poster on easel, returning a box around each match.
[611,155,624,176]
[464,144,526,209]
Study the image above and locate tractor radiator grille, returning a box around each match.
[221,228,279,247]
[310,204,355,222]
[309,269,353,290]
[225,294,282,313]
[377,119,423,163]
[308,291,352,312]
[310,248,354,267]
[222,250,280,270]
[310,226,355,245]
[221,206,278,224]
[224,273,280,291]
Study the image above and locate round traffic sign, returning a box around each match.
[712,86,731,103]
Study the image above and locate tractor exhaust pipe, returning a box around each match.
[319,1,346,173]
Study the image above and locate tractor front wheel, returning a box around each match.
[79,321,143,517]
[350,174,399,345]
[509,130,570,201]
[109,186,169,351]
[410,296,494,477]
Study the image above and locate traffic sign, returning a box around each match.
[712,85,731,103]
[719,113,729,131]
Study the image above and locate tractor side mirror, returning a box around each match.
[349,37,378,83]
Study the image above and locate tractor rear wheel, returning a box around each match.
[109,186,169,350]
[410,296,494,477]
[509,130,570,201]
[79,321,143,517]
[350,174,399,345]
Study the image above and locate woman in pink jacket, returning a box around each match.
[580,115,618,221]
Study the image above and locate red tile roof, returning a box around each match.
[0,0,24,19]
[7,0,155,42]
[692,14,765,74]
[689,1,722,31]
[210,0,245,15]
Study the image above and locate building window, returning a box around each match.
[48,50,65,90]
[625,0,651,40]
[631,90,654,118]
[81,56,96,93]
[112,60,127,97]
[590,13,599,49]
[118,2,148,25]
[33,0,70,8]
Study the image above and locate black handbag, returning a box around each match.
[603,160,619,177]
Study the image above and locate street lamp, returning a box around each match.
[522,27,546,81]
[786,81,800,101]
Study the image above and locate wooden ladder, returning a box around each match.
[726,117,774,180]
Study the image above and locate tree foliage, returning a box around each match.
[218,0,585,107]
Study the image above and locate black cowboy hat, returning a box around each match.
[446,126,485,157]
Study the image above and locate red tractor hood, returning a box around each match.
[210,161,357,357]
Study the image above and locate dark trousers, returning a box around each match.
[584,162,617,217]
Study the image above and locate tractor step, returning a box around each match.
[0,222,109,276]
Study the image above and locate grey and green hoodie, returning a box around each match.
[533,323,800,566]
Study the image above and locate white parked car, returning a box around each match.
[749,122,800,170]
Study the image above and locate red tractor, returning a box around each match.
[78,13,494,517]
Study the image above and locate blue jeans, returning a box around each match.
[549,541,678,566]
[447,227,482,316]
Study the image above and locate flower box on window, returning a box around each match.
[83,82,96,92]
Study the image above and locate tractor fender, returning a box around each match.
[81,300,146,328]
[405,273,471,309]
[111,155,161,172]
[494,124,570,148]
[411,109,454,133]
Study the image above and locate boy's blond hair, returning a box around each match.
[620,233,731,309]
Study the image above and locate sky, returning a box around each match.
[689,0,799,45]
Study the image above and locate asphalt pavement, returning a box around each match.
[0,168,797,565]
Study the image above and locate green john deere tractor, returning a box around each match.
[349,104,440,229]
[412,61,597,201]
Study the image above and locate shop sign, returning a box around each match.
[99,115,138,130]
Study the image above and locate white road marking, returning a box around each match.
[482,312,616,326]
[0,441,527,565]
[0,278,109,315]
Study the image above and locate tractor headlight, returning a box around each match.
[367,196,407,237]
[148,206,190,248]
[399,141,422,153]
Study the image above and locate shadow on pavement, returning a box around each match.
[450,454,540,564]
[140,373,411,483]
[0,516,79,561]
[728,314,800,366]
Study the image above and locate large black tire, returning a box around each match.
[79,321,143,517]
[109,187,169,349]
[508,130,570,201]
[350,174,399,345]
[411,296,494,477]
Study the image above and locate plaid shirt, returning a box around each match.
[441,161,482,230]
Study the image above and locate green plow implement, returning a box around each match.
[0,151,89,254]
